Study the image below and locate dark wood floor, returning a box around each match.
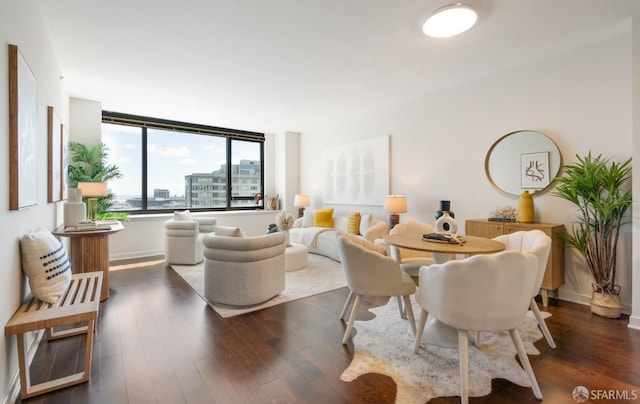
[17,258,640,404]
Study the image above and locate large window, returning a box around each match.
[101,111,265,213]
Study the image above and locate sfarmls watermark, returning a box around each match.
[573,386,638,402]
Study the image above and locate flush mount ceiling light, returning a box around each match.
[423,3,477,38]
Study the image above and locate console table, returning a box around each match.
[465,219,565,306]
[53,221,123,301]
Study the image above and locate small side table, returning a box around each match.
[53,221,123,301]
[285,243,308,272]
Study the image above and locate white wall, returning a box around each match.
[1,1,69,400]
[630,15,640,330]
[300,33,635,314]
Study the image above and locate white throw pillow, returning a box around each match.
[359,213,374,235]
[173,210,193,221]
[20,227,72,303]
[213,225,246,237]
[301,210,316,228]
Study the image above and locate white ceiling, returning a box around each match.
[37,0,639,134]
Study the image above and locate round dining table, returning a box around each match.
[383,232,506,347]
[383,233,506,264]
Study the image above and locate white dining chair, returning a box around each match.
[336,234,417,345]
[387,220,436,276]
[493,230,556,348]
[413,251,543,403]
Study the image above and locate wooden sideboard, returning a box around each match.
[465,219,565,306]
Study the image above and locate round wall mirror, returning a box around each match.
[485,130,562,196]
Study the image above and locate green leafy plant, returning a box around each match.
[67,141,126,219]
[552,152,632,295]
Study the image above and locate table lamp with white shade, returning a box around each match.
[293,194,310,218]
[384,195,407,229]
[77,182,108,222]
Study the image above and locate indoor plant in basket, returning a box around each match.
[553,152,632,318]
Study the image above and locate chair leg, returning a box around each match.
[342,294,363,345]
[396,296,407,319]
[340,291,355,320]
[458,330,470,404]
[413,309,428,353]
[530,298,556,349]
[509,329,543,400]
[402,295,416,337]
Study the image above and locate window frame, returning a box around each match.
[102,111,265,214]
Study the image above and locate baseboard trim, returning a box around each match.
[109,249,164,261]
[627,315,640,330]
[555,291,633,316]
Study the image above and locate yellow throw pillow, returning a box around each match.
[347,212,361,234]
[313,208,334,228]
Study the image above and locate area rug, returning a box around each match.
[341,298,546,403]
[171,253,345,318]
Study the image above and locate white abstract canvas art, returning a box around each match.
[324,135,389,205]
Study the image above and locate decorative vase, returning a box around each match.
[435,211,458,234]
[435,200,454,220]
[63,188,87,227]
[518,190,534,223]
[590,291,623,319]
[283,229,291,247]
[266,194,279,210]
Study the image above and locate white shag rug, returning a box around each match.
[171,253,346,318]
[341,298,546,403]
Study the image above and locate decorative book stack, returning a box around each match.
[64,221,111,232]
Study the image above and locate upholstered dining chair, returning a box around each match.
[337,233,392,320]
[493,230,556,349]
[387,220,436,277]
[336,234,417,345]
[413,251,543,403]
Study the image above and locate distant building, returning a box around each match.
[185,159,261,208]
[154,189,170,199]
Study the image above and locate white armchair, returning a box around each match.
[164,212,217,265]
[203,230,286,306]
[493,230,556,348]
[413,251,543,403]
[336,234,416,345]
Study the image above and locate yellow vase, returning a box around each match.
[518,190,534,223]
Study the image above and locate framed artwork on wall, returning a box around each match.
[323,135,390,205]
[9,44,38,210]
[48,106,63,202]
[521,151,550,190]
[62,124,69,200]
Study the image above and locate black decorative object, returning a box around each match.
[435,200,454,219]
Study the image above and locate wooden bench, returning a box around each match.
[5,271,102,399]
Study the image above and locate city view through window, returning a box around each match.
[102,122,263,212]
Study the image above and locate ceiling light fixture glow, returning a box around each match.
[423,3,477,38]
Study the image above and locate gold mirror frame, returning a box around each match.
[485,130,562,197]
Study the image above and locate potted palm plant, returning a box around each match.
[553,152,632,318]
[68,141,127,221]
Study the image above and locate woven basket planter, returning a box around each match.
[590,291,623,319]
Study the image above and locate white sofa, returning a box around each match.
[289,211,388,261]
